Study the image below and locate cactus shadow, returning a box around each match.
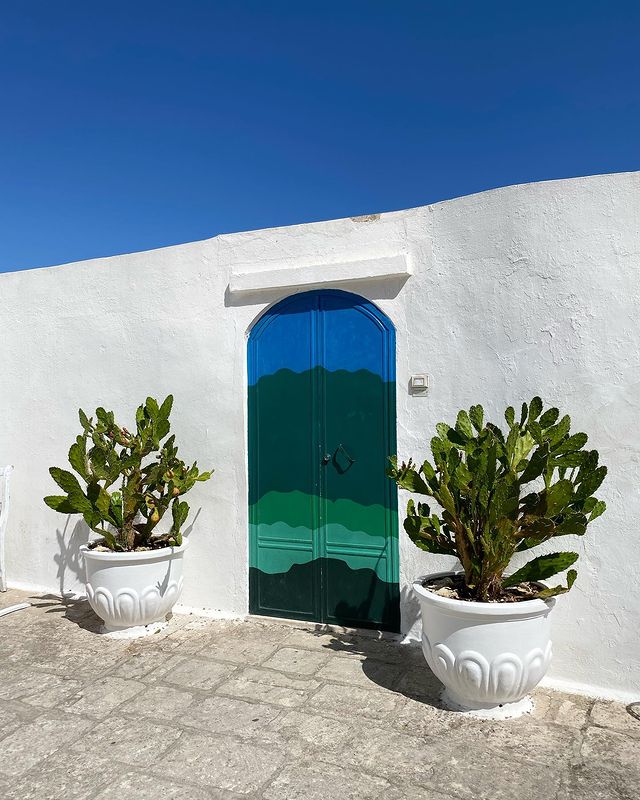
[182,506,201,538]
[400,581,421,633]
[334,634,443,706]
[53,516,90,596]
[290,625,445,709]
[28,591,102,630]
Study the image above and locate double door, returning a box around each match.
[248,289,399,631]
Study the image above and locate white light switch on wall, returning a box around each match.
[409,374,429,395]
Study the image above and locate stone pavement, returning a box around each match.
[0,589,638,799]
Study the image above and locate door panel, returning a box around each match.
[249,290,398,631]
[320,292,397,628]
[248,297,320,621]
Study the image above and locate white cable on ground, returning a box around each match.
[0,602,30,617]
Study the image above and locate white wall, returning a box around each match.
[1,172,638,700]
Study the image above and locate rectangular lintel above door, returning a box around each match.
[228,254,411,299]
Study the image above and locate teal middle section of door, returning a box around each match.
[248,289,399,631]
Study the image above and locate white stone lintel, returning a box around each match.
[228,253,411,296]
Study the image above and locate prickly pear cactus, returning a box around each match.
[44,396,213,551]
[387,398,606,601]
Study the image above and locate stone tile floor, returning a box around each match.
[0,588,639,799]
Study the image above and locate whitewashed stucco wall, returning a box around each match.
[1,172,638,700]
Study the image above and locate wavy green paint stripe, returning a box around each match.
[249,559,399,631]
[251,490,393,538]
[251,503,393,580]
[249,366,396,508]
[254,520,389,552]
[252,555,390,583]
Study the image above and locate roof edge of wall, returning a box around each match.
[2,170,637,278]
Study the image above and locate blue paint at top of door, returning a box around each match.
[248,290,395,385]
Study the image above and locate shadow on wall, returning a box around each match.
[54,517,90,595]
[182,507,202,539]
[400,581,421,634]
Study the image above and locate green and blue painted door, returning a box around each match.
[248,289,399,631]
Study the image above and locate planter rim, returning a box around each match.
[80,538,189,563]
[413,570,555,618]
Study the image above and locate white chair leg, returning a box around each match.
[0,466,14,593]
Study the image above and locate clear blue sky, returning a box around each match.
[1,2,638,273]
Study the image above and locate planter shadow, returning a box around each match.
[294,626,446,707]
[28,593,105,633]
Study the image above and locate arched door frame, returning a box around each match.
[247,288,399,630]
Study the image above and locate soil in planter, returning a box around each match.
[87,536,178,553]
[423,574,543,603]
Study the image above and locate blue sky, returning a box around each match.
[1,1,638,272]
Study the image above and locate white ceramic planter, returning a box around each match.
[80,540,187,637]
[414,571,555,718]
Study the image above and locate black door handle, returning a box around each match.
[322,445,356,471]
[332,443,356,473]
[335,443,355,465]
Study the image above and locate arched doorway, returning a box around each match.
[248,289,399,631]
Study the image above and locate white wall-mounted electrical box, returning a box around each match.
[409,374,429,395]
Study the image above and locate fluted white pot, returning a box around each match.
[414,571,555,718]
[80,540,187,637]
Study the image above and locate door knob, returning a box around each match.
[322,453,331,465]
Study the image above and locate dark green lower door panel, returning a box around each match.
[248,290,399,631]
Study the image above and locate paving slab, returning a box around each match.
[159,729,285,793]
[590,699,640,738]
[581,726,640,776]
[69,714,182,767]
[120,683,196,721]
[0,699,41,739]
[308,681,403,721]
[261,646,331,675]
[530,687,593,728]
[178,694,283,736]
[382,789,459,800]
[0,588,637,800]
[1,751,115,800]
[281,627,410,666]
[266,708,357,755]
[92,771,225,799]
[262,760,390,800]
[150,653,238,690]
[0,667,81,705]
[217,666,320,708]
[33,639,128,678]
[0,711,92,778]
[391,694,466,735]
[0,588,36,607]
[63,676,146,718]
[198,637,282,665]
[110,648,183,679]
[316,653,404,689]
[331,723,441,787]
[20,676,85,710]
[426,747,565,800]
[557,762,640,800]
[455,716,583,769]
